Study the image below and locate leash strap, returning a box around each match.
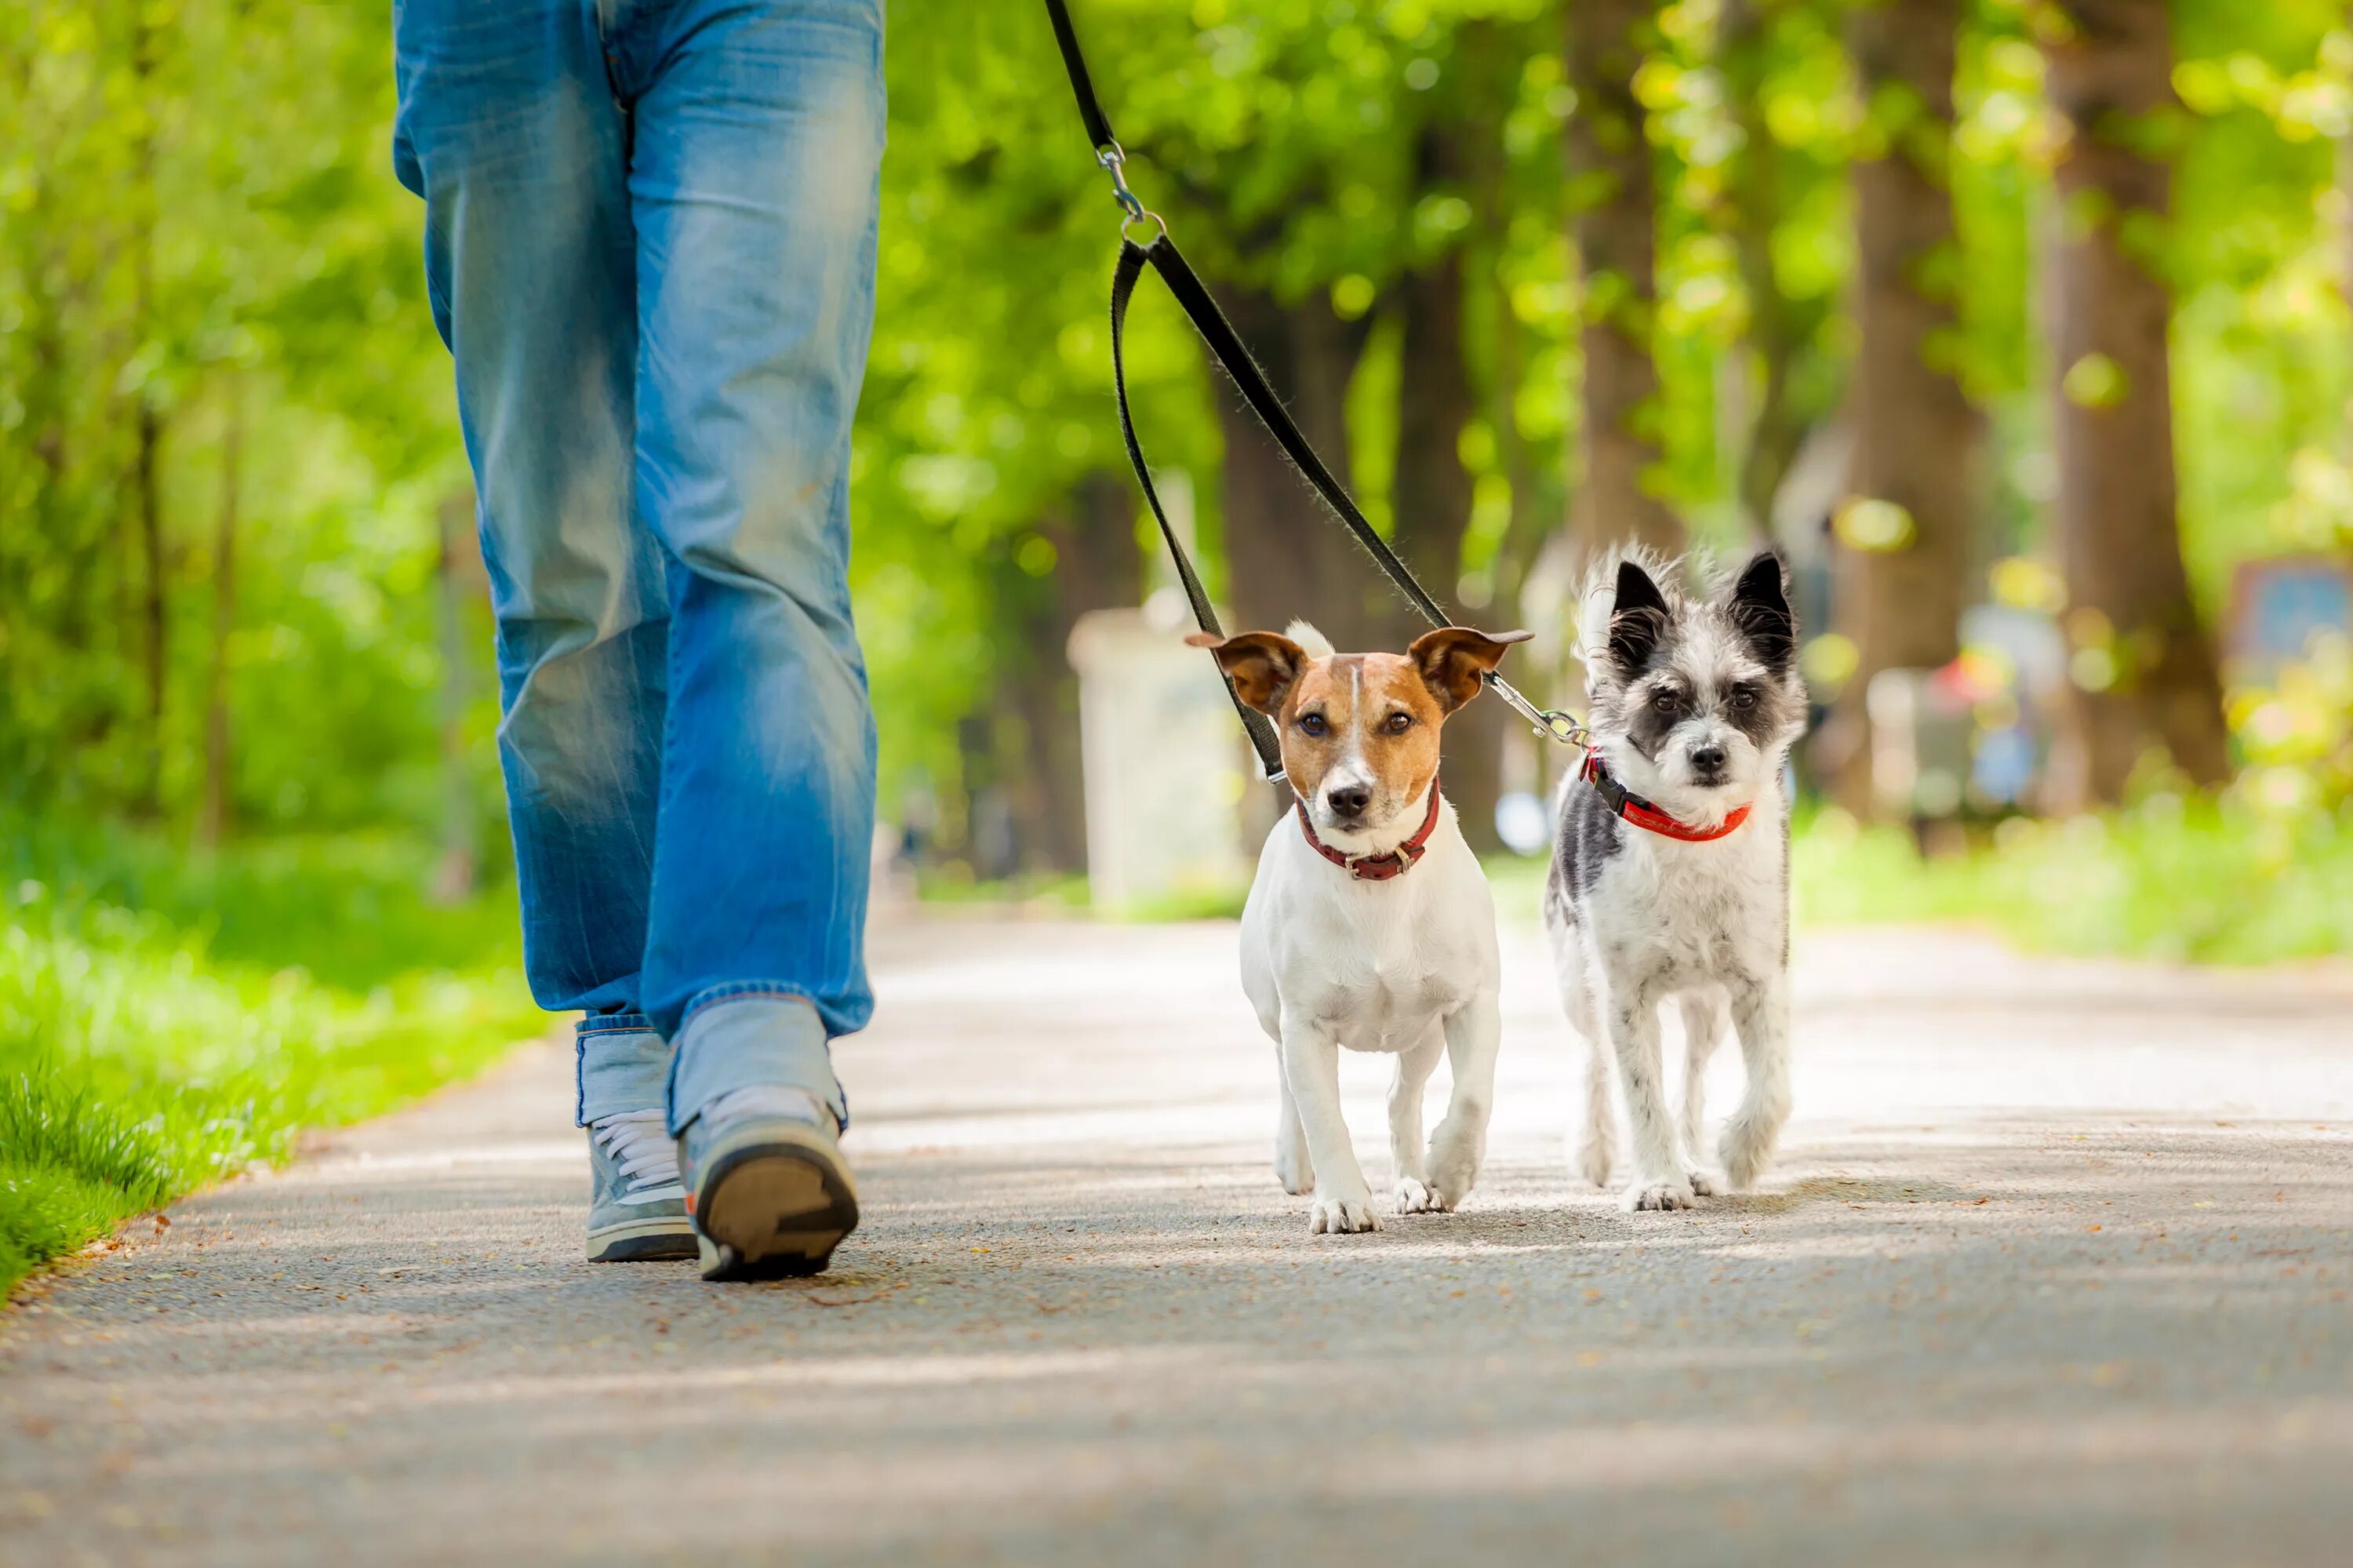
[1053,0,1591,773]
[1044,0,1118,154]
[1123,237,1453,631]
[1110,242,1286,780]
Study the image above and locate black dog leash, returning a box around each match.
[1047,0,1587,785]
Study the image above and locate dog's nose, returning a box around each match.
[1326,784,1371,820]
[1689,743,1728,776]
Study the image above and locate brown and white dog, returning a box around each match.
[1189,620,1530,1234]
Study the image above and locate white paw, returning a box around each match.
[1622,1178,1697,1213]
[1718,1120,1777,1191]
[1309,1191,1383,1234]
[1275,1144,1315,1196]
[1685,1169,1718,1198]
[1427,1121,1484,1211]
[1575,1137,1614,1190]
[1394,1176,1440,1215]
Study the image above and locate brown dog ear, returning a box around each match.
[1408,626,1533,714]
[1185,630,1311,715]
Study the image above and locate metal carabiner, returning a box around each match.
[1096,142,1146,223]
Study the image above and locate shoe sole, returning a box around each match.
[693,1126,860,1282]
[585,1215,699,1264]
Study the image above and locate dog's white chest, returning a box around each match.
[1238,815,1497,1057]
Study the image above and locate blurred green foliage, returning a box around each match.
[6,1,2351,834]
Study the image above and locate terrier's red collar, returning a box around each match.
[1297,782,1444,881]
[1579,750,1751,842]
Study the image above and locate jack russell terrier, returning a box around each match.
[1544,548,1806,1212]
[1189,620,1531,1234]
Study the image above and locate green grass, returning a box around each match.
[0,815,539,1297]
[1791,797,2353,963]
[1490,795,2353,964]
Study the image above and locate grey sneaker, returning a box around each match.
[678,1086,860,1281]
[586,1109,696,1262]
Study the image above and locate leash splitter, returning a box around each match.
[1046,0,1602,795]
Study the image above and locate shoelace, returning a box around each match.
[590,1109,685,1204]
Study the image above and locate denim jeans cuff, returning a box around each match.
[574,1015,671,1128]
[666,990,844,1136]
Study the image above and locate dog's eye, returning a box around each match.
[1383,712,1413,735]
[1729,686,1759,711]
[1298,712,1328,737]
[1652,689,1683,714]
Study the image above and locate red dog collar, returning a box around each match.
[1578,751,1751,842]
[1297,781,1444,881]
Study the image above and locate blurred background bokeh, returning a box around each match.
[4,0,2351,1288]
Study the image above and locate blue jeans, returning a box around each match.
[392,0,882,1132]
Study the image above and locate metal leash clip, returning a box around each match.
[1095,142,1166,245]
[1485,672,1590,751]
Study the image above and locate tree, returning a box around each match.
[1718,0,1839,540]
[1564,0,1682,560]
[1823,0,1981,811]
[2043,0,2230,801]
[1212,284,1384,638]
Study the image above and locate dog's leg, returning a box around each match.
[1718,971,1794,1191]
[1274,1050,1315,1195]
[1556,943,1613,1189]
[1387,1030,1444,1214]
[1280,1021,1380,1233]
[1676,991,1726,1196]
[1602,975,1692,1212]
[1426,994,1500,1212]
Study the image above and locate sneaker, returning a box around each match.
[585,1109,697,1262]
[678,1086,860,1281]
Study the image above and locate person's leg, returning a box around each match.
[613,0,884,1276]
[392,1,690,1260]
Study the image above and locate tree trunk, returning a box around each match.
[1017,471,1144,875]
[2043,0,2228,801]
[198,385,240,846]
[1389,122,1503,853]
[1214,285,1379,641]
[1824,0,1980,813]
[1563,0,1682,562]
[1720,0,1812,540]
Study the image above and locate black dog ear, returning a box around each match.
[1608,560,1671,676]
[1728,550,1795,674]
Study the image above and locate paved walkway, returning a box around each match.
[5,918,2351,1566]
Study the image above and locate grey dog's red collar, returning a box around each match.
[1296,782,1443,881]
[1578,751,1751,842]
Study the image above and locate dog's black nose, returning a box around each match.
[1689,742,1727,776]
[1326,785,1370,820]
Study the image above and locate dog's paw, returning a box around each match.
[1621,1177,1697,1213]
[1427,1120,1484,1208]
[1394,1175,1439,1215]
[1274,1145,1315,1196]
[1685,1168,1718,1198]
[1718,1119,1777,1191]
[1309,1191,1383,1234]
[1574,1137,1614,1190]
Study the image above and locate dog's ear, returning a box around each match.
[1608,560,1671,677]
[1408,627,1533,715]
[1186,630,1309,715]
[1727,549,1796,675]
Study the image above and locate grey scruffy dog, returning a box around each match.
[1543,548,1807,1212]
